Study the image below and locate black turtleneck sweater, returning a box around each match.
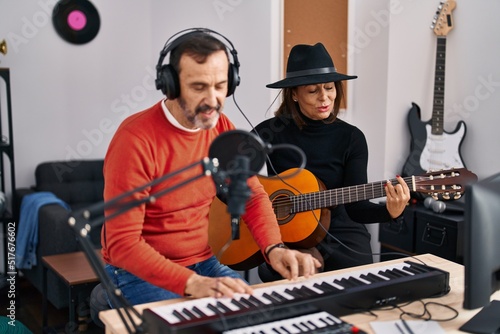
[255,113,394,273]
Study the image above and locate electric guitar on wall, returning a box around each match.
[402,0,466,177]
[208,167,477,270]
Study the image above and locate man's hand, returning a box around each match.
[297,247,324,273]
[267,246,322,281]
[184,274,253,299]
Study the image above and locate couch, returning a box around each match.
[15,159,104,310]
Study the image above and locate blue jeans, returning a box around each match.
[104,256,245,306]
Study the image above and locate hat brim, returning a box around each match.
[266,72,357,89]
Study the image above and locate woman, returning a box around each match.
[255,43,410,282]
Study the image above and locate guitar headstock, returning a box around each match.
[414,168,478,200]
[431,0,456,37]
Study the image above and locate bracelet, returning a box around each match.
[265,243,285,261]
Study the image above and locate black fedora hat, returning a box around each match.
[267,43,357,89]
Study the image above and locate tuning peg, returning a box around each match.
[0,39,6,56]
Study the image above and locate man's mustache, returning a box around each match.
[196,104,221,114]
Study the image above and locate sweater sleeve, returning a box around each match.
[343,128,392,223]
[101,120,194,296]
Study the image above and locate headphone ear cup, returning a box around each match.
[226,64,240,97]
[157,64,180,100]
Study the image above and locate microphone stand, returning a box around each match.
[67,157,221,334]
[226,155,251,240]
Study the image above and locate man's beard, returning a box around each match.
[178,97,221,130]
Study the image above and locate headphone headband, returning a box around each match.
[155,28,240,99]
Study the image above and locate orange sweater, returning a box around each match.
[101,101,281,296]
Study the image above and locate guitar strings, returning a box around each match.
[269,172,462,211]
[269,177,408,210]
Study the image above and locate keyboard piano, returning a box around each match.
[142,260,450,333]
[223,311,365,334]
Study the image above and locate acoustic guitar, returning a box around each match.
[208,167,477,270]
[402,0,465,178]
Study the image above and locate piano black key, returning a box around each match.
[262,292,281,304]
[360,273,383,283]
[249,295,267,307]
[240,297,256,309]
[378,269,399,280]
[320,315,336,326]
[293,322,307,332]
[393,268,412,277]
[326,314,340,324]
[207,303,222,315]
[191,306,207,318]
[231,298,248,310]
[313,282,328,293]
[306,320,319,329]
[293,287,311,297]
[334,278,357,289]
[216,301,232,313]
[403,265,424,275]
[300,285,319,297]
[285,288,303,299]
[278,326,291,334]
[314,281,341,293]
[172,309,188,322]
[181,308,197,320]
[271,291,289,302]
[347,276,368,286]
[406,263,429,274]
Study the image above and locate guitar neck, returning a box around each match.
[431,36,447,135]
[291,177,413,213]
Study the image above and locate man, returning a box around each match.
[101,28,321,306]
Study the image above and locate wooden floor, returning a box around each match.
[1,275,104,333]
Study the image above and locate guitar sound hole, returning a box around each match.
[270,190,295,225]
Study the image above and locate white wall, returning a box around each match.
[0,0,281,191]
[349,0,500,256]
[350,0,500,182]
[4,0,498,188]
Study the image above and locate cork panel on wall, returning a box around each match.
[284,0,349,107]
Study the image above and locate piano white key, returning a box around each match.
[151,297,221,323]
[233,292,272,307]
[222,311,343,334]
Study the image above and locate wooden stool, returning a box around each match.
[41,251,100,331]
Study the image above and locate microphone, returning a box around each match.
[208,129,307,240]
[209,130,267,240]
[226,155,252,240]
[423,196,465,214]
[424,196,446,213]
[209,129,269,175]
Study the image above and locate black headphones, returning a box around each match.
[155,28,241,100]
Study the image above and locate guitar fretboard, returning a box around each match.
[269,168,473,217]
[432,36,447,135]
[287,177,413,213]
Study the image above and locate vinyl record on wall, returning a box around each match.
[52,0,100,44]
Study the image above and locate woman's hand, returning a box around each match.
[385,175,411,218]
